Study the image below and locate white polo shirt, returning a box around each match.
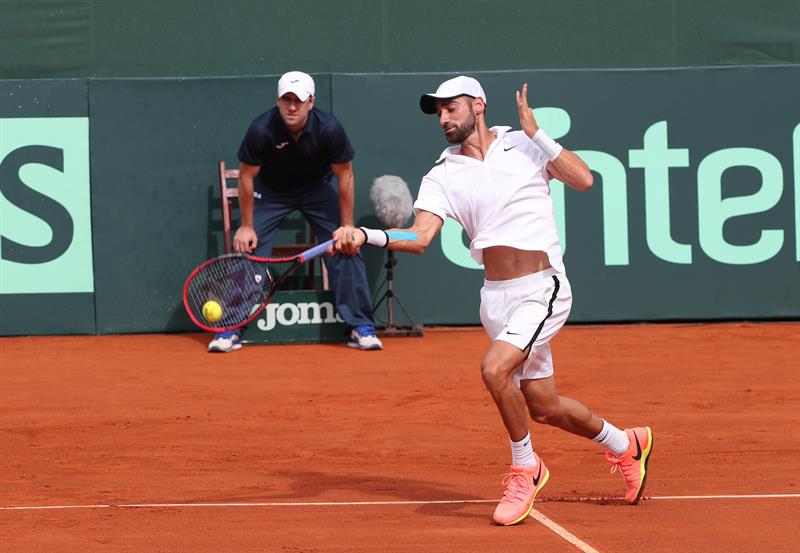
[414,126,565,274]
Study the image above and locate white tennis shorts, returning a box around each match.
[479,267,572,385]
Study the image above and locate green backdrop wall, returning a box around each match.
[88,76,333,333]
[1,0,798,79]
[1,66,798,335]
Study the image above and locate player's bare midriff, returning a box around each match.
[482,246,552,281]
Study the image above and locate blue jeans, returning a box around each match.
[251,179,375,329]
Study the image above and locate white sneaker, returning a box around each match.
[347,325,383,350]
[208,330,242,352]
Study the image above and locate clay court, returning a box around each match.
[2,322,798,552]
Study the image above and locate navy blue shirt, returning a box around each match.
[237,106,355,191]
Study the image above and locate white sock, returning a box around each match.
[510,432,537,467]
[592,420,630,457]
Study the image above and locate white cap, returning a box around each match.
[277,71,315,101]
[420,76,487,114]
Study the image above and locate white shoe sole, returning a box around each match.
[347,342,382,350]
[208,342,242,353]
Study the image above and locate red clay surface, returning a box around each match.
[2,322,799,552]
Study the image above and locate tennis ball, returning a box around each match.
[202,300,223,323]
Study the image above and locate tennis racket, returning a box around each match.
[183,240,333,332]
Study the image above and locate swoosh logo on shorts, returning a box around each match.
[504,145,517,151]
[507,331,521,336]
[632,432,643,461]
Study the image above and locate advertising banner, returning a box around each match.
[0,80,94,335]
[240,290,347,344]
[334,66,800,323]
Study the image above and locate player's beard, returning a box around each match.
[443,107,476,144]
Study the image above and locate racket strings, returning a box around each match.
[186,256,273,328]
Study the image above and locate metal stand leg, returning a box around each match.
[372,250,424,337]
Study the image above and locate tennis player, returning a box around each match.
[332,76,653,525]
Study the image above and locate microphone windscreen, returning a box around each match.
[370,175,413,228]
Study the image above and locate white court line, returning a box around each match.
[650,494,800,500]
[119,499,495,508]
[3,493,799,511]
[0,504,110,511]
[538,493,800,503]
[529,509,600,553]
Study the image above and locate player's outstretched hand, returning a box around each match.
[516,83,540,139]
[331,225,364,256]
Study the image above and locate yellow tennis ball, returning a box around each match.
[202,300,223,323]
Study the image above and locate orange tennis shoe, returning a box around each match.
[605,426,653,504]
[492,455,550,526]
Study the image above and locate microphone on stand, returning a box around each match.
[368,175,423,338]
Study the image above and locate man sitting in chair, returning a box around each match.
[209,71,382,352]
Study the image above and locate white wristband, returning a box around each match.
[532,129,563,161]
[359,227,389,247]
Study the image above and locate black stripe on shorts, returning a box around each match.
[524,275,560,352]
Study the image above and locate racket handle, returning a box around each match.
[299,239,334,262]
